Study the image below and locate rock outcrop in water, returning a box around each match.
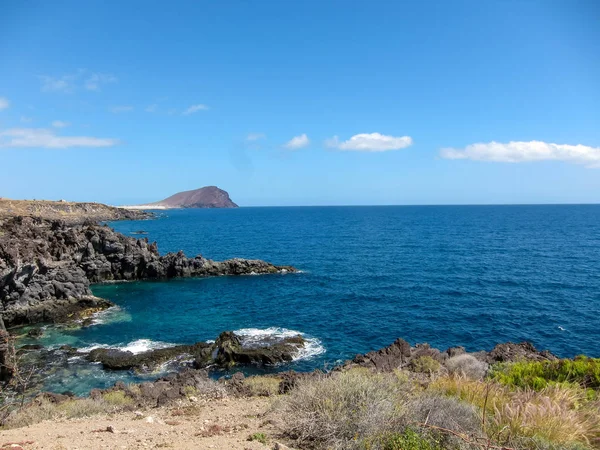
[0,217,295,327]
[86,331,307,373]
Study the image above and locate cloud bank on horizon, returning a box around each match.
[441,141,600,168]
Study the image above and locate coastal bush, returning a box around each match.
[102,390,133,406]
[489,358,600,391]
[445,355,488,380]
[410,356,441,375]
[244,375,281,397]
[276,368,410,448]
[276,368,485,449]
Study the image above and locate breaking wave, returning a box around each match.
[233,327,325,361]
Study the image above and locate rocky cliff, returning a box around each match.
[0,198,151,223]
[0,216,295,327]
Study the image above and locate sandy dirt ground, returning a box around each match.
[0,397,288,450]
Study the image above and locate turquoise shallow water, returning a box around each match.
[23,205,600,394]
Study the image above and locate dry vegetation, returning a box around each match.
[1,352,599,450]
[273,360,600,450]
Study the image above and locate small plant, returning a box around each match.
[247,432,268,444]
[410,356,441,374]
[362,429,444,450]
[183,385,198,398]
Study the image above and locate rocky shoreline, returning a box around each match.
[0,216,295,328]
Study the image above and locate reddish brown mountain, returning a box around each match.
[149,186,238,208]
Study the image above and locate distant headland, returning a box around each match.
[122,186,238,210]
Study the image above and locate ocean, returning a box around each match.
[21,205,600,394]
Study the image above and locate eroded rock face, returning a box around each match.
[0,217,296,327]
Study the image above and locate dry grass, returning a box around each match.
[431,376,600,449]
[2,396,126,429]
[491,386,600,448]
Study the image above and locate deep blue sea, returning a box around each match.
[23,206,600,394]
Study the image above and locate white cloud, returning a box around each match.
[440,140,600,168]
[145,104,158,113]
[326,133,413,152]
[40,70,117,93]
[51,120,70,128]
[110,105,134,113]
[182,104,209,115]
[246,132,266,141]
[20,116,33,123]
[84,73,118,91]
[40,73,78,93]
[284,133,310,150]
[0,128,118,149]
[0,97,9,110]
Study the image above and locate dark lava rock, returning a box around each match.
[27,327,44,338]
[347,338,412,372]
[196,331,307,369]
[17,344,43,351]
[88,342,212,372]
[486,341,557,363]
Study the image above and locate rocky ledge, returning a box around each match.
[0,216,296,327]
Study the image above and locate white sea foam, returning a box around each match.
[90,306,132,325]
[233,327,325,361]
[77,339,176,355]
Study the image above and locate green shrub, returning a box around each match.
[362,429,444,450]
[410,356,441,374]
[489,358,600,392]
[102,390,133,406]
[244,376,281,397]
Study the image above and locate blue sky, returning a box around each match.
[1,1,599,206]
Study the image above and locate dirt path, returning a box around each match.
[0,397,284,450]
